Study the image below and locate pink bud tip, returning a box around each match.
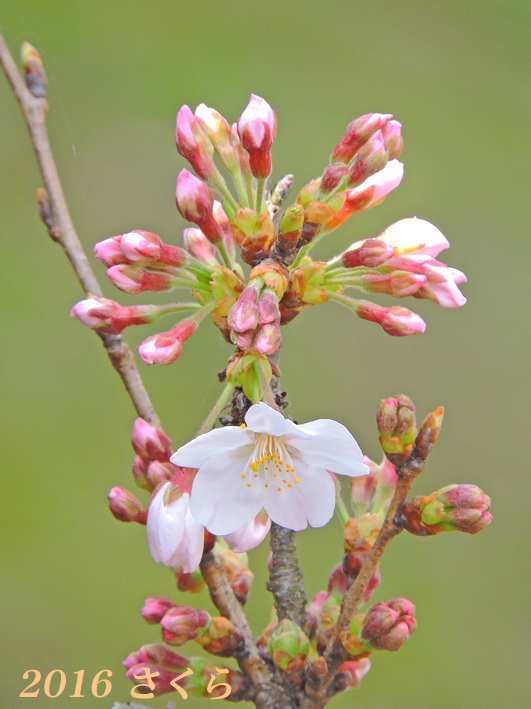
[131,418,172,461]
[94,236,127,267]
[108,487,148,524]
[141,596,176,624]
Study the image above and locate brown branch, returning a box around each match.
[0,32,160,427]
[301,407,444,708]
[200,551,295,709]
[267,524,307,628]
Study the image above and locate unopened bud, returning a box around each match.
[346,129,389,188]
[360,598,417,651]
[356,301,426,338]
[176,169,223,243]
[146,460,176,487]
[320,163,348,194]
[94,236,127,267]
[141,596,176,624]
[227,283,261,332]
[21,42,47,98]
[160,606,211,646]
[195,104,239,173]
[108,487,148,524]
[195,616,244,657]
[326,160,404,231]
[342,238,395,268]
[183,228,218,266]
[216,548,254,605]
[334,658,371,691]
[138,644,189,671]
[331,113,393,164]
[255,323,281,354]
[381,120,403,160]
[376,396,417,465]
[175,105,217,180]
[175,568,206,594]
[397,484,491,536]
[237,94,277,178]
[138,317,198,365]
[131,418,172,461]
[120,230,187,268]
[106,264,174,294]
[268,619,310,671]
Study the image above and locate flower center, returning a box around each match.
[241,434,299,492]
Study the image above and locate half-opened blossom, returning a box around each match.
[349,218,450,258]
[171,403,369,535]
[147,481,204,573]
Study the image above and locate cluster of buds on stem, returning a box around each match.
[359,598,417,651]
[397,485,492,535]
[377,395,417,465]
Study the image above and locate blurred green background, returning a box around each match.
[1,0,529,707]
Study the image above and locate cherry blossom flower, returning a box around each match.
[171,403,369,535]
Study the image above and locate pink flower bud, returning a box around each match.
[175,104,217,180]
[346,129,389,187]
[125,662,186,697]
[213,200,235,256]
[106,265,174,294]
[383,253,467,307]
[326,160,404,231]
[381,120,403,160]
[356,301,426,337]
[328,563,348,600]
[146,460,177,488]
[359,270,428,298]
[195,104,240,172]
[320,163,348,194]
[120,230,187,268]
[342,238,396,268]
[258,289,281,324]
[131,418,172,461]
[70,297,172,335]
[336,658,371,690]
[231,329,255,349]
[138,318,197,365]
[227,284,260,332]
[175,169,223,243]
[361,598,417,651]
[108,487,148,524]
[94,235,127,267]
[183,228,219,266]
[122,651,140,670]
[137,644,189,671]
[141,596,176,625]
[160,606,211,645]
[132,455,151,491]
[331,113,393,164]
[254,323,281,354]
[231,123,251,175]
[237,94,277,178]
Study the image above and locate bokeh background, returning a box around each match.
[1,0,529,707]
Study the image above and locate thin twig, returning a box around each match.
[0,32,160,426]
[301,407,444,708]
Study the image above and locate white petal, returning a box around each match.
[289,419,369,478]
[182,503,205,573]
[223,514,271,552]
[262,463,335,530]
[171,425,253,468]
[146,484,187,565]
[245,402,313,440]
[190,447,263,535]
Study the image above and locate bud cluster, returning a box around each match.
[397,484,492,536]
[129,417,179,492]
[123,643,190,698]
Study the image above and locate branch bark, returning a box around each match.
[0,32,160,426]
[267,524,307,629]
[200,551,295,709]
